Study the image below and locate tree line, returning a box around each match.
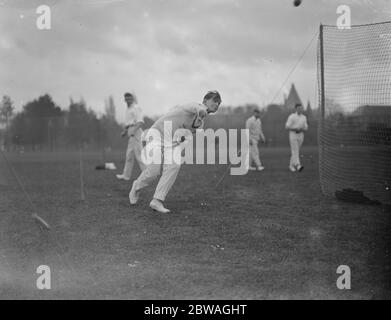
[0,94,133,151]
[0,93,320,151]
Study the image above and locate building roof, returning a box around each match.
[285,84,302,110]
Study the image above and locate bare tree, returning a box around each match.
[0,95,14,149]
[104,95,116,122]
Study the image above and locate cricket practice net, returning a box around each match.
[318,22,391,205]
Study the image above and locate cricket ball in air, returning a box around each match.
[293,0,302,7]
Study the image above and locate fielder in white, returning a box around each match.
[129,91,222,213]
[285,103,308,172]
[245,108,266,171]
[116,92,145,181]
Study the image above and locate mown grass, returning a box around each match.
[0,147,390,299]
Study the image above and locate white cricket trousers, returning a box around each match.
[122,136,145,179]
[133,142,182,201]
[289,131,304,169]
[249,138,262,167]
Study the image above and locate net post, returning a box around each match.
[319,24,325,121]
[318,23,326,195]
[79,144,85,201]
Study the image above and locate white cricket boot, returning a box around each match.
[129,181,140,205]
[117,174,130,181]
[149,199,171,213]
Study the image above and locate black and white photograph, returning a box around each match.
[0,0,390,304]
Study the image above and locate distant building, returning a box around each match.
[284,83,303,110]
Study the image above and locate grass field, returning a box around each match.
[0,146,390,299]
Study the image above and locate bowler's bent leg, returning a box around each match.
[131,142,162,195]
[153,162,181,202]
[133,138,146,172]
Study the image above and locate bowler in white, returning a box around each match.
[285,103,308,172]
[129,91,222,213]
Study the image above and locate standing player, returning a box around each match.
[116,92,145,181]
[245,108,266,171]
[129,90,222,213]
[285,103,308,172]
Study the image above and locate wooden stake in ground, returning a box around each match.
[0,149,50,230]
[79,146,85,201]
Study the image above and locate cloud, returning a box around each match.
[0,0,390,120]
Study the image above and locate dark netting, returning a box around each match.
[318,22,391,205]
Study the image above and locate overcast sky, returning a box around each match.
[0,0,390,120]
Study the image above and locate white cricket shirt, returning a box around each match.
[125,104,144,139]
[245,115,263,141]
[149,102,207,147]
[285,112,308,132]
